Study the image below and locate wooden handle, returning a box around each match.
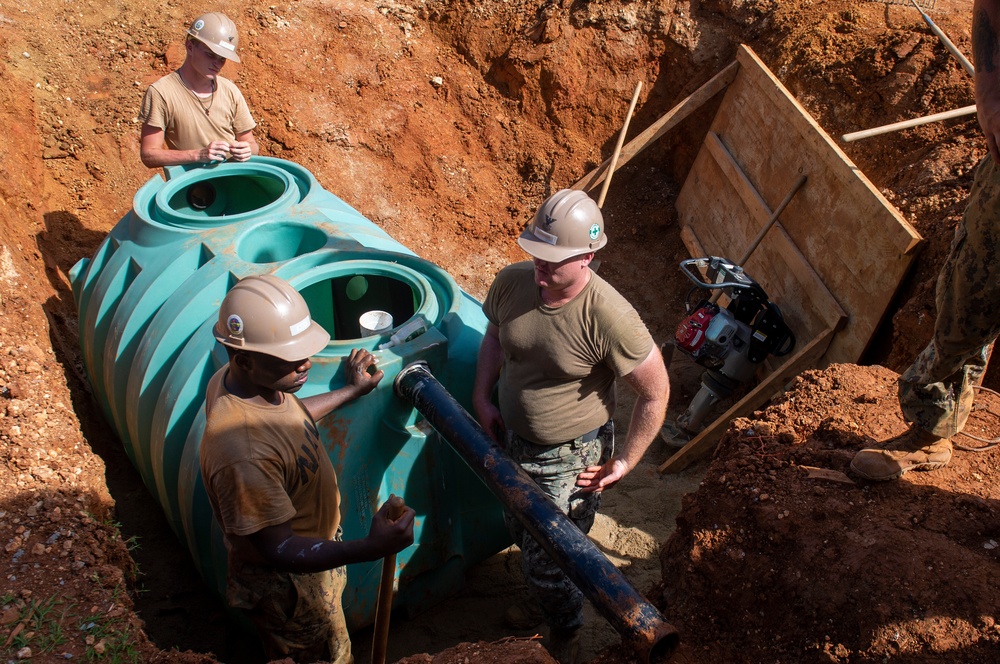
[841,104,977,143]
[597,81,643,208]
[386,494,405,521]
[910,0,974,76]
[371,495,406,664]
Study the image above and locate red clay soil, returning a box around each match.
[2,0,999,662]
[658,364,1000,663]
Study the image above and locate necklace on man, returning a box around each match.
[179,71,216,116]
[194,82,216,116]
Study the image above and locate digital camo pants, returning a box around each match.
[504,421,613,631]
[230,561,353,664]
[899,154,1000,439]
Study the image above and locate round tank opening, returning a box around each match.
[300,274,419,340]
[166,172,289,219]
[186,182,217,210]
[236,223,328,263]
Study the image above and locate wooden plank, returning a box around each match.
[679,225,706,258]
[734,46,919,255]
[705,131,769,223]
[701,132,848,331]
[676,44,922,364]
[720,65,920,264]
[659,326,838,473]
[679,137,848,347]
[574,61,740,193]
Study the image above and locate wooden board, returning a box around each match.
[659,326,838,473]
[660,45,922,473]
[675,45,921,364]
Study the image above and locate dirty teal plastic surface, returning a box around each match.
[69,157,509,629]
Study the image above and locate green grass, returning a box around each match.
[3,594,73,656]
[1,516,145,661]
[77,583,142,663]
[1,587,143,662]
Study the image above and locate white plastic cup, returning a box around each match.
[359,310,393,337]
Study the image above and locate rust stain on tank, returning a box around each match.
[318,415,351,466]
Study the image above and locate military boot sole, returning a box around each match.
[850,453,951,482]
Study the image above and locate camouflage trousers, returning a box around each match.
[229,544,353,663]
[899,155,1000,439]
[504,421,613,631]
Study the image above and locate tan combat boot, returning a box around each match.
[850,428,952,481]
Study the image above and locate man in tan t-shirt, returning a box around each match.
[472,189,669,664]
[201,275,414,663]
[139,12,259,168]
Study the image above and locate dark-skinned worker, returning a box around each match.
[851,0,1000,481]
[472,190,670,664]
[139,12,259,168]
[200,275,415,663]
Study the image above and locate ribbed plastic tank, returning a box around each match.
[69,157,509,629]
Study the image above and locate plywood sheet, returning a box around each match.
[676,45,921,364]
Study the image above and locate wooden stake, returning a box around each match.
[597,81,643,208]
[841,104,977,142]
[574,62,739,193]
[371,495,406,664]
[910,0,975,76]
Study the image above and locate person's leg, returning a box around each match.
[900,155,1000,438]
[242,568,352,664]
[503,427,608,663]
[853,156,1000,480]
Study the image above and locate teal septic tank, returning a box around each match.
[69,157,509,629]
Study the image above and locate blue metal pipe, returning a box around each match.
[393,362,680,664]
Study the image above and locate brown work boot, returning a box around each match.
[503,601,544,630]
[546,627,581,664]
[850,428,952,481]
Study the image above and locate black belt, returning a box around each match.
[578,425,602,444]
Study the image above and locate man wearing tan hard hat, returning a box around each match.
[139,12,259,168]
[200,275,414,662]
[472,190,669,663]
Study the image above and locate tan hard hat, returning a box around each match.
[517,189,607,262]
[187,12,240,63]
[214,275,330,361]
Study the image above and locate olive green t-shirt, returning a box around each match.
[139,72,256,151]
[200,367,340,567]
[482,261,654,445]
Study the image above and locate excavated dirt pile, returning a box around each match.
[2,0,999,661]
[659,364,1000,663]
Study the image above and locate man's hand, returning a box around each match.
[228,140,253,162]
[346,348,384,396]
[202,140,231,163]
[367,498,416,555]
[473,399,506,444]
[300,348,383,421]
[576,457,629,494]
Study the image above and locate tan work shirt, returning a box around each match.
[200,367,340,567]
[483,261,654,445]
[139,72,256,150]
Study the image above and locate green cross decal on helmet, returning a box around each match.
[518,189,608,262]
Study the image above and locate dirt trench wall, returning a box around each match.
[0,0,993,661]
